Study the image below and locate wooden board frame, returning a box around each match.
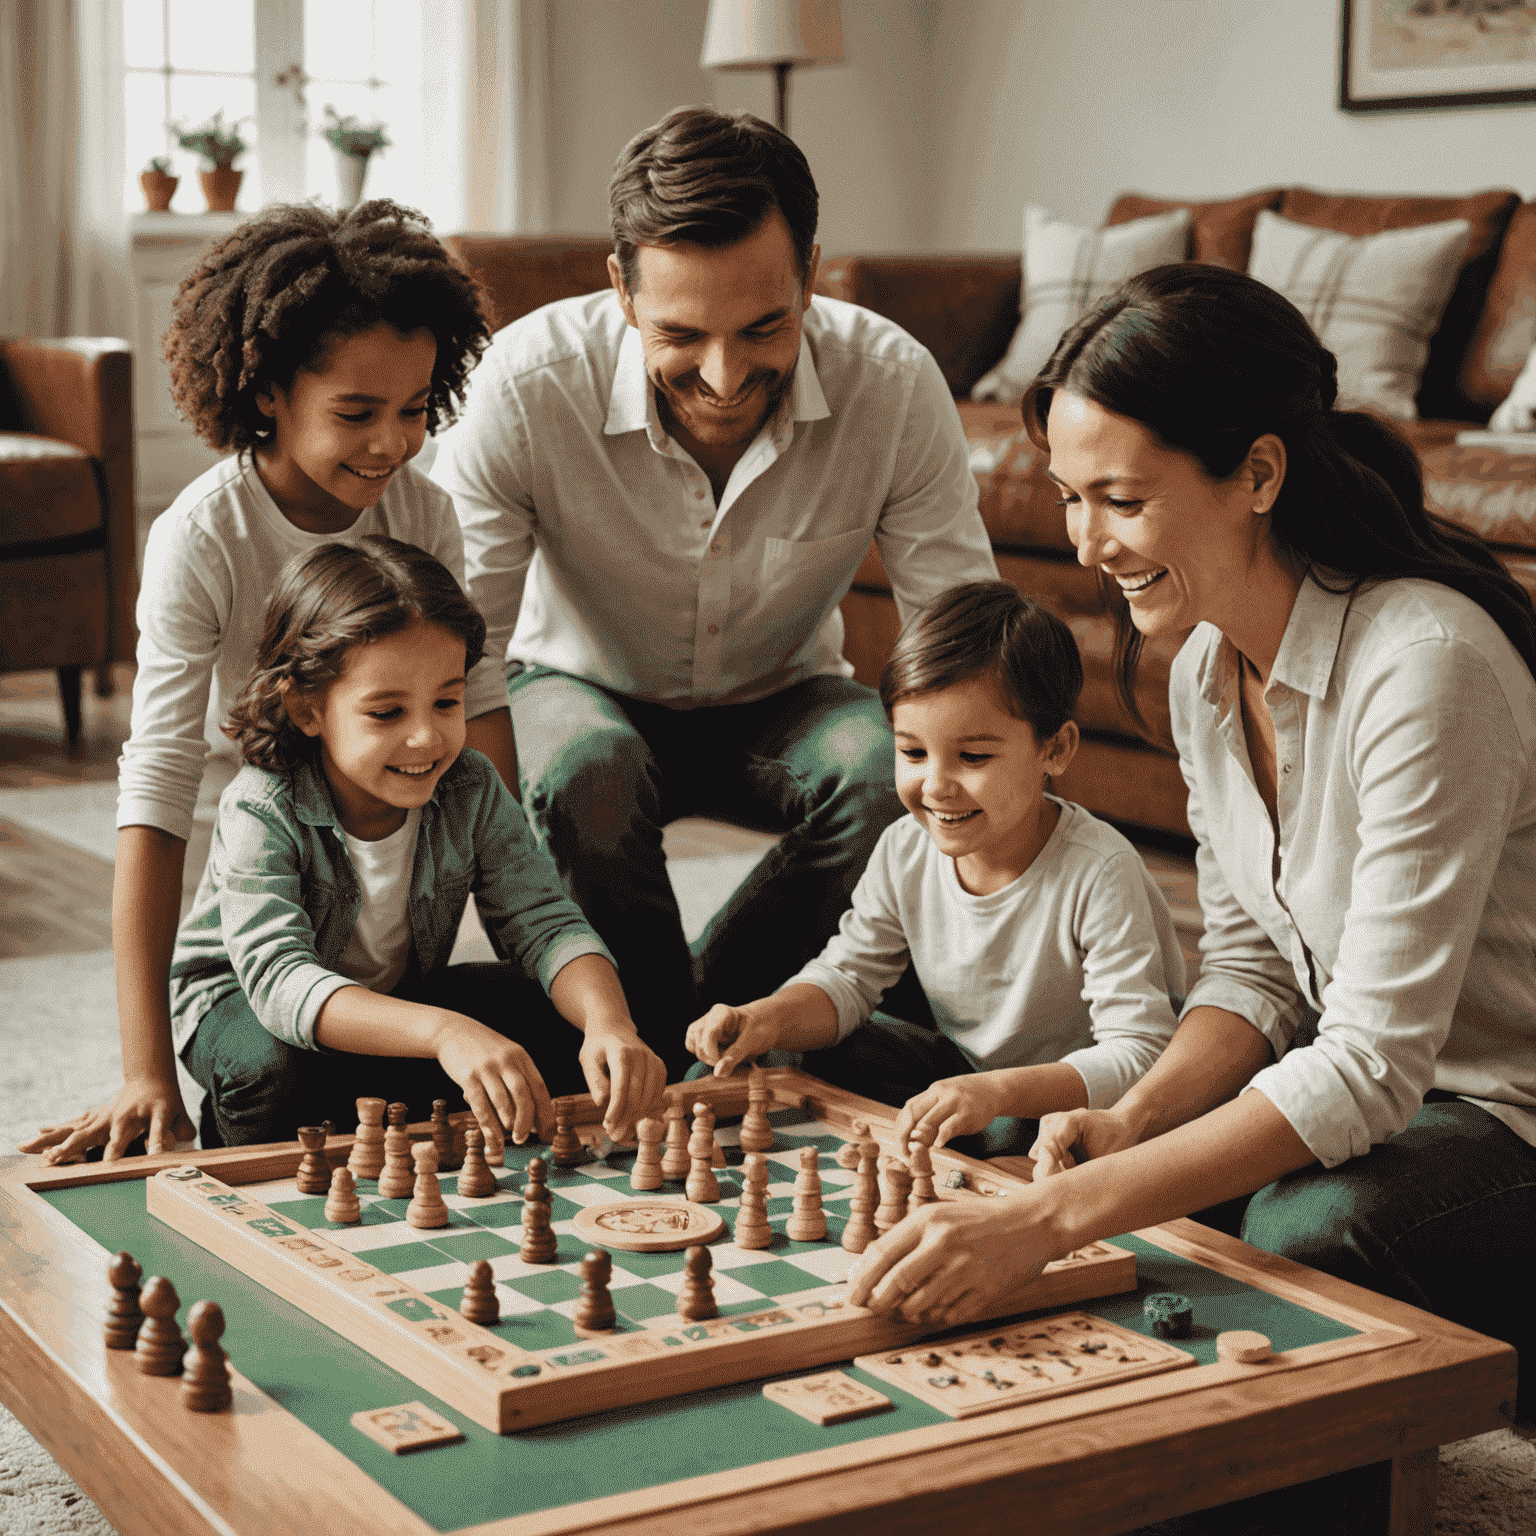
[0,1069,1517,1536]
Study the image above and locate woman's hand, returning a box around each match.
[895,1074,1006,1152]
[846,1199,1056,1328]
[434,1015,555,1147]
[686,1002,783,1077]
[1029,1106,1142,1178]
[17,1076,195,1165]
[578,1026,667,1143]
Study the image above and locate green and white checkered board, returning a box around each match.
[243,1108,860,1356]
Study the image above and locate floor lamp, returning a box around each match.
[700,0,845,135]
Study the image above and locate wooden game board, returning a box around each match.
[0,1070,1517,1536]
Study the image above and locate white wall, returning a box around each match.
[931,0,1533,249]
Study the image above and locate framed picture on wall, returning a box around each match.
[1341,0,1536,111]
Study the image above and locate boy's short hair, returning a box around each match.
[879,581,1083,741]
[225,536,486,776]
[609,106,818,294]
[165,199,494,452]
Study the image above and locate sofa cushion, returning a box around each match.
[1419,436,1536,555]
[1462,200,1536,412]
[1277,187,1520,422]
[0,434,102,545]
[1488,340,1536,433]
[1105,188,1284,272]
[960,402,1075,550]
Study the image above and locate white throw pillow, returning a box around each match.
[1488,342,1536,433]
[970,205,1191,402]
[1246,209,1471,422]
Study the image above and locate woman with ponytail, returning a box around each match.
[848,265,1536,1414]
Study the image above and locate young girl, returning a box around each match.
[22,200,517,1164]
[687,580,1184,1158]
[170,536,665,1146]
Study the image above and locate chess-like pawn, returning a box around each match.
[738,1066,775,1153]
[482,1118,507,1168]
[519,1157,558,1263]
[836,1119,871,1171]
[841,1142,880,1253]
[459,1259,500,1325]
[295,1124,330,1194]
[456,1125,498,1198]
[733,1153,772,1249]
[874,1157,913,1234]
[686,1102,721,1203]
[786,1144,827,1242]
[324,1165,362,1224]
[104,1251,143,1350]
[406,1142,449,1229]
[377,1102,415,1199]
[573,1249,617,1337]
[677,1245,718,1322]
[135,1275,186,1376]
[660,1103,690,1179]
[551,1107,587,1167]
[631,1118,664,1191]
[348,1096,387,1181]
[180,1300,232,1412]
[907,1140,938,1208]
[431,1099,462,1171]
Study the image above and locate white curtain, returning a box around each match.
[0,0,129,339]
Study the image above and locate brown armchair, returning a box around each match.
[0,338,136,753]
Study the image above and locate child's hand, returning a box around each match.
[686,1003,782,1078]
[896,1074,1007,1153]
[1029,1107,1140,1178]
[578,1026,667,1143]
[435,1016,555,1146]
[17,1077,195,1165]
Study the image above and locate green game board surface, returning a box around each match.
[43,1110,1359,1532]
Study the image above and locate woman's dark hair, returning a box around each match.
[879,581,1084,742]
[225,536,486,775]
[609,106,818,293]
[1022,263,1536,728]
[166,199,495,452]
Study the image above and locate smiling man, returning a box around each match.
[434,108,995,1074]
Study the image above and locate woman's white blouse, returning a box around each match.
[1174,575,1536,1167]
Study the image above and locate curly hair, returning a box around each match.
[165,199,495,453]
[224,536,487,776]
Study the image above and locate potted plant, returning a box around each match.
[173,110,249,212]
[322,105,389,210]
[139,156,177,212]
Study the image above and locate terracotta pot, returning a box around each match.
[198,167,242,212]
[139,170,178,211]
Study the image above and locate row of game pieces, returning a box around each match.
[103,1253,232,1412]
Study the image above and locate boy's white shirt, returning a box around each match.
[335,807,422,995]
[785,798,1186,1109]
[117,451,507,842]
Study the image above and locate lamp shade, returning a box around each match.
[700,0,844,69]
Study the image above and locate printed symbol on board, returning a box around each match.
[464,1345,505,1369]
[246,1217,296,1238]
[385,1297,441,1323]
[350,1400,465,1455]
[164,1167,201,1182]
[206,1193,243,1206]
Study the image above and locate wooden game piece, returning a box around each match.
[377,1102,415,1199]
[763,1370,893,1425]
[1216,1330,1273,1364]
[874,1157,913,1234]
[519,1157,558,1263]
[571,1199,726,1251]
[459,1259,500,1325]
[1144,1292,1194,1339]
[738,1065,775,1152]
[836,1118,870,1170]
[551,1106,588,1167]
[430,1098,462,1171]
[941,1167,966,1191]
[482,1120,506,1168]
[324,1165,362,1224]
[676,1244,718,1322]
[456,1125,498,1198]
[406,1142,449,1229]
[134,1274,186,1376]
[631,1117,665,1190]
[573,1249,617,1337]
[348,1096,387,1181]
[295,1124,330,1194]
[179,1299,232,1412]
[733,1152,773,1249]
[785,1144,827,1242]
[685,1102,721,1203]
[841,1142,880,1254]
[660,1102,690,1179]
[907,1140,938,1208]
[350,1401,465,1454]
[104,1251,143,1350]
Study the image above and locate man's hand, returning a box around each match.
[435,1015,555,1146]
[18,1076,195,1165]
[578,1026,667,1143]
[685,1002,782,1078]
[895,1073,1006,1153]
[1029,1106,1142,1178]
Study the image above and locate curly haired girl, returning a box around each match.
[22,200,516,1165]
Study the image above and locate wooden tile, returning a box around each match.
[762,1371,892,1426]
[349,1400,465,1454]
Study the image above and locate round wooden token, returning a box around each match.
[570,1199,726,1252]
[1216,1329,1273,1364]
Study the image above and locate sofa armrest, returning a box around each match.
[815,254,1021,397]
